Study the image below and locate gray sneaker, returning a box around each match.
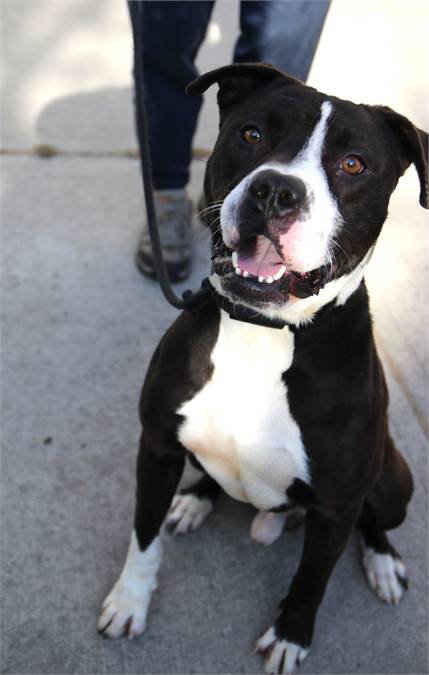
[135,189,193,282]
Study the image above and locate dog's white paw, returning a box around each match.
[166,493,213,535]
[362,545,409,605]
[250,508,305,545]
[98,576,153,639]
[256,627,309,674]
[251,511,288,545]
[98,532,161,639]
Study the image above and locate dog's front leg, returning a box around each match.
[257,504,361,673]
[98,432,184,639]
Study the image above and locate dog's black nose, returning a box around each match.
[248,170,306,217]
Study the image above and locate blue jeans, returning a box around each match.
[128,1,330,190]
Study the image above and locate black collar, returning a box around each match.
[182,277,289,329]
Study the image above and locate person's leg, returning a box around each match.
[128,1,214,282]
[129,0,214,189]
[234,0,330,82]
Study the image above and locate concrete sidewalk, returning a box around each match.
[1,1,428,673]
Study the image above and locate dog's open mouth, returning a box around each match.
[212,235,334,306]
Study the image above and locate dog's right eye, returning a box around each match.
[241,126,262,145]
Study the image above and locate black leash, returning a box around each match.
[130,1,286,329]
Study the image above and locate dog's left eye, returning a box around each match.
[241,126,262,144]
[340,155,365,175]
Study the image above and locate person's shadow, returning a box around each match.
[36,86,136,153]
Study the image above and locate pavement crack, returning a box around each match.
[0,145,211,161]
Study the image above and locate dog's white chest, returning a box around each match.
[178,313,309,511]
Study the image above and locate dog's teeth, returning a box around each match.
[273,265,287,281]
[231,253,285,283]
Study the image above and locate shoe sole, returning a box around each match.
[135,250,191,283]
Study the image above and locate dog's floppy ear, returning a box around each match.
[186,63,300,113]
[376,106,428,208]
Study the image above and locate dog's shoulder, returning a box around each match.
[139,304,220,438]
[288,281,387,502]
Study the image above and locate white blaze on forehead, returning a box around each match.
[275,100,340,272]
[297,100,332,163]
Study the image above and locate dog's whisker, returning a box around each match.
[196,201,224,217]
[331,237,352,270]
[197,205,222,218]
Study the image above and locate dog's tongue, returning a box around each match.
[237,236,285,278]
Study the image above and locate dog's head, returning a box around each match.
[187,64,428,323]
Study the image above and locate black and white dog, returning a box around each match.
[98,64,428,673]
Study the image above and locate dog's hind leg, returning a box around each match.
[358,435,413,605]
[166,471,220,535]
[98,432,184,639]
